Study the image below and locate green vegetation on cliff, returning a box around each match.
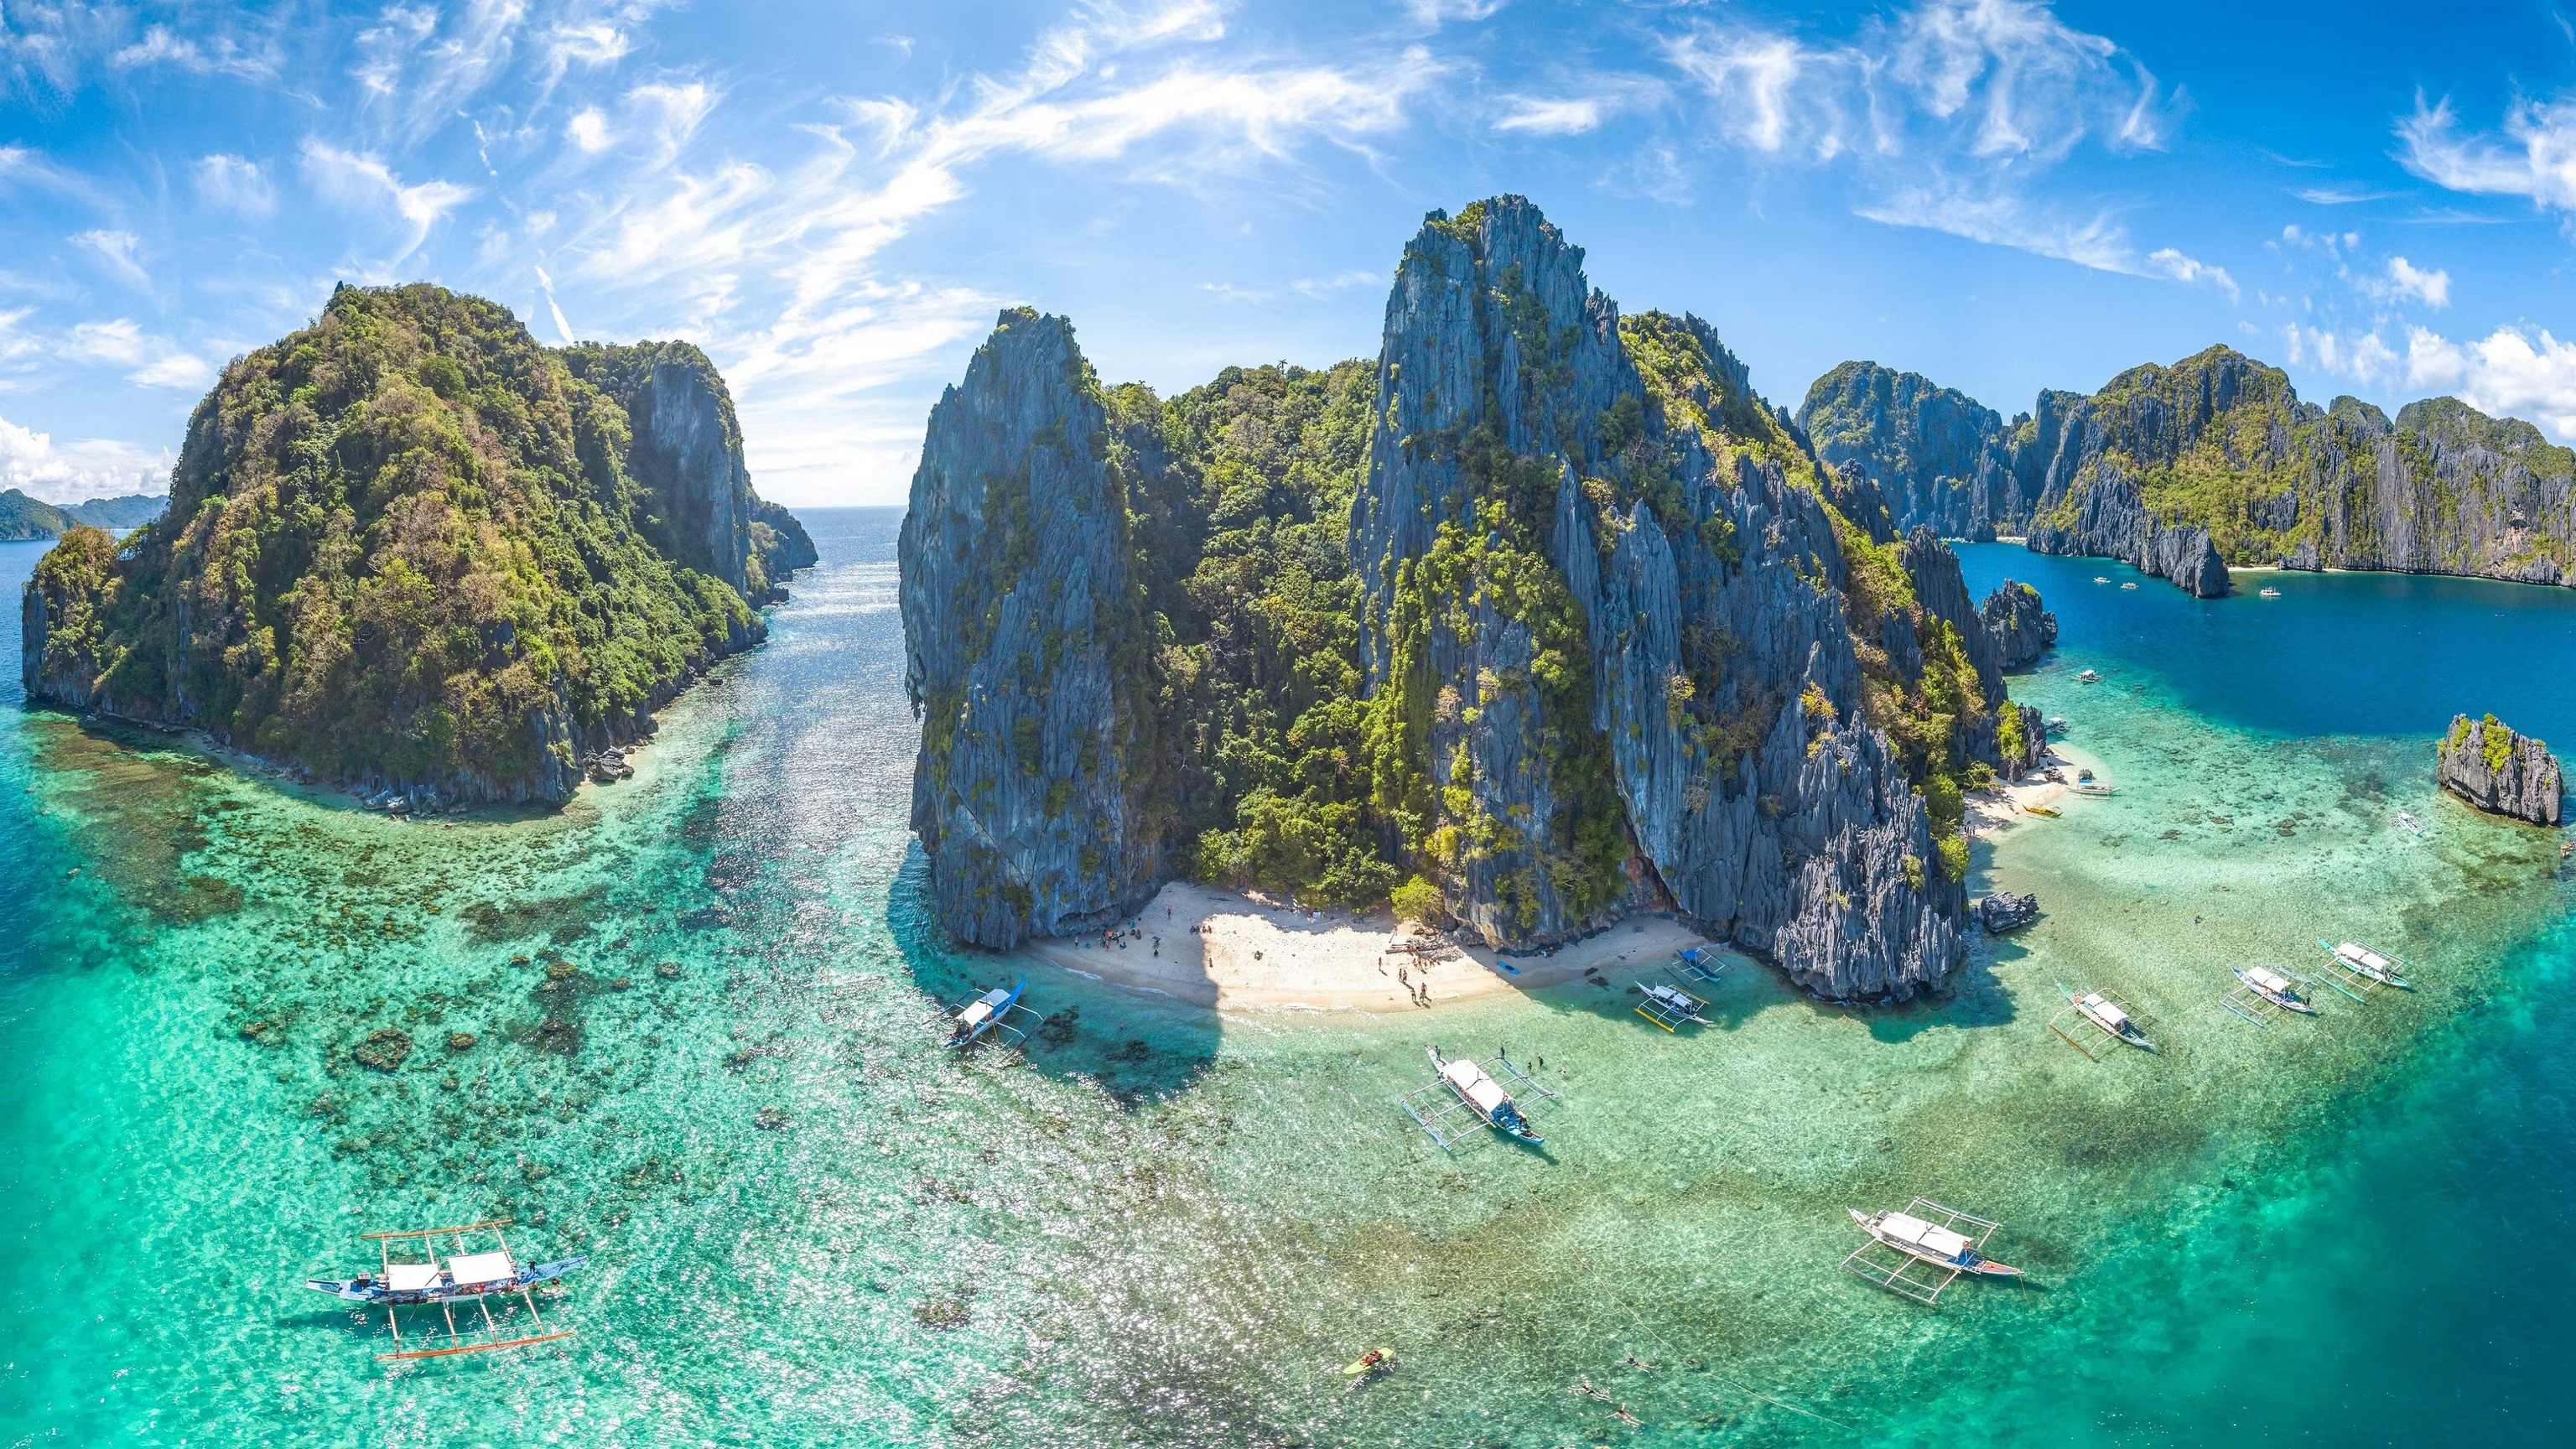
[22,283,802,802]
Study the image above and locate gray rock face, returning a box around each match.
[901,309,1166,948]
[1980,891,2038,932]
[901,200,2024,1002]
[1797,362,2023,539]
[1349,202,1970,998]
[2024,461,2231,596]
[2436,713,2563,825]
[1981,580,2056,670]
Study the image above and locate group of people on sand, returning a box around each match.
[1083,921,1161,957]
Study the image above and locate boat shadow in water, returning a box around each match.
[885,845,1222,1107]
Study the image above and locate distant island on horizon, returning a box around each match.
[0,488,166,540]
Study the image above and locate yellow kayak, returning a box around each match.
[2026,805,2061,818]
[1340,1348,1394,1376]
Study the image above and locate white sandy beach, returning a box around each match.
[1970,738,2107,834]
[1018,880,1727,1015]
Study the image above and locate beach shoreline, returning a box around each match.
[1015,880,1730,1015]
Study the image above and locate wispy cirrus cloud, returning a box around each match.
[61,318,211,389]
[298,141,477,271]
[1659,0,2205,285]
[2395,93,2576,216]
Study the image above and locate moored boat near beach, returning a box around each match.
[2319,940,2413,990]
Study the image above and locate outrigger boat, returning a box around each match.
[1841,1199,2019,1304]
[1398,1047,1556,1150]
[2120,581,2138,590]
[2225,965,2317,1021]
[946,977,1039,1049]
[2068,782,2117,797]
[2259,585,2283,598]
[2318,939,2412,990]
[2394,811,2424,838]
[1635,979,1710,1031]
[2093,575,2109,584]
[307,1219,584,1361]
[2050,984,2155,1057]
[2077,669,2103,684]
[2024,803,2061,818]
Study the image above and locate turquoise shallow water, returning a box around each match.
[0,522,2568,1446]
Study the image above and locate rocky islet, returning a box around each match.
[2436,712,2563,825]
[903,197,2038,1000]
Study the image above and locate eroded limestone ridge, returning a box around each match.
[1800,345,2576,600]
[901,197,2043,1001]
[2438,713,2563,826]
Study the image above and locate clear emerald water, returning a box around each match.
[1,518,2568,1446]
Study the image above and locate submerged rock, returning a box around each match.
[353,1028,413,1072]
[1981,581,2056,670]
[2436,713,2563,825]
[1979,891,2038,933]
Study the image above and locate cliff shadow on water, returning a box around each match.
[885,844,1223,1104]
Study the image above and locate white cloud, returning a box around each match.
[1405,0,1505,24]
[0,413,173,501]
[192,153,274,216]
[2405,324,2576,438]
[109,22,275,80]
[2148,247,2239,302]
[535,263,575,342]
[567,107,612,153]
[1291,269,1378,299]
[60,318,211,389]
[2294,183,2399,205]
[1857,186,2132,273]
[2384,255,2449,308]
[2396,94,2576,215]
[1493,96,1604,136]
[299,142,477,269]
[351,0,532,143]
[71,228,150,288]
[2283,324,2399,387]
[1662,1,2192,278]
[631,81,718,154]
[547,21,630,70]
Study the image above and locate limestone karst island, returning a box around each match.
[3,6,2572,1446]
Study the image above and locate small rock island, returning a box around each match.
[1981,581,2055,670]
[19,283,814,808]
[2436,713,2563,826]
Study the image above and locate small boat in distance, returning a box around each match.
[2025,804,2061,818]
[1635,980,1710,1031]
[2320,940,2413,989]
[2120,581,2138,590]
[2094,575,2110,584]
[2235,966,2317,1014]
[1427,1046,1543,1144]
[1341,1348,1396,1379]
[2069,782,2118,797]
[2044,715,2068,734]
[2394,811,2424,838]
[2077,668,2103,684]
[2259,585,2283,598]
[1847,1208,2022,1280]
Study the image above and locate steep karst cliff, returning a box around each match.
[1800,344,2576,597]
[903,198,2039,1000]
[1798,362,2022,542]
[18,283,811,808]
[900,309,1168,948]
[2437,713,2563,826]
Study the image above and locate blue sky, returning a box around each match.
[4,1,2576,506]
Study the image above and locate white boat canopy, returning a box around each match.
[1880,1212,1972,1261]
[958,1000,995,1028]
[2337,943,2394,972]
[2246,967,2292,993]
[1441,1057,1509,1113]
[2081,993,2131,1028]
[446,1251,516,1288]
[384,1263,442,1291]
